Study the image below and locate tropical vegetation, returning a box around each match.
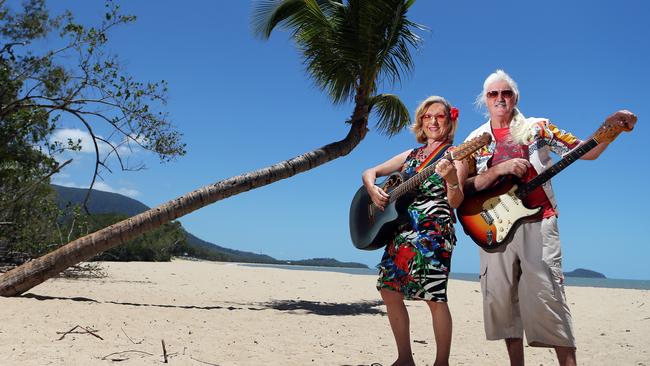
[1,0,184,266]
[0,0,425,296]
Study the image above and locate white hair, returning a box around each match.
[474,70,534,144]
[474,69,520,111]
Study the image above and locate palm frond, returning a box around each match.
[373,1,427,86]
[330,0,425,92]
[252,0,305,39]
[252,0,424,107]
[368,93,411,136]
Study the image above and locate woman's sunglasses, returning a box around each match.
[486,89,514,99]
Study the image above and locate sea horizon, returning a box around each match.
[240,263,650,290]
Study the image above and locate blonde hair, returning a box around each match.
[411,95,457,144]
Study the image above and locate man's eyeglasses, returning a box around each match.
[486,89,514,99]
[422,113,447,123]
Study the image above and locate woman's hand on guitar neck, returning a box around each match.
[435,158,458,183]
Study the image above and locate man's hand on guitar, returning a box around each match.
[494,158,531,178]
[367,185,389,211]
[605,109,637,131]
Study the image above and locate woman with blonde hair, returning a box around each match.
[362,96,465,366]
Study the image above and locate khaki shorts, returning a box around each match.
[479,216,576,348]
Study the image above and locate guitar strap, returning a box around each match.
[415,143,457,223]
[415,143,452,173]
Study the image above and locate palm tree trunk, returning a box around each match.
[0,105,370,297]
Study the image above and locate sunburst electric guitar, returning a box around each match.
[457,120,633,249]
[349,133,492,250]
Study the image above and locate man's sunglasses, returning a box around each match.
[486,89,514,99]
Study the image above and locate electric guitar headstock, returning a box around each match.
[450,132,492,161]
[594,117,634,144]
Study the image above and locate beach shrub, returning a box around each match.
[88,213,188,262]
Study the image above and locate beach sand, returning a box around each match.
[0,259,648,365]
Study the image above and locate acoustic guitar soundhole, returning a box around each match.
[382,174,403,194]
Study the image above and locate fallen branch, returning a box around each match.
[61,263,107,279]
[161,339,168,363]
[56,325,103,340]
[83,326,104,340]
[56,325,81,340]
[190,356,221,366]
[121,327,143,344]
[101,350,153,361]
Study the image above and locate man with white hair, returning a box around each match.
[459,70,636,366]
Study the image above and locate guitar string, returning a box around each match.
[516,138,598,198]
[389,135,490,201]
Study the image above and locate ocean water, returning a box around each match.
[241,263,650,290]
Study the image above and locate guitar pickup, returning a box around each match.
[480,210,493,225]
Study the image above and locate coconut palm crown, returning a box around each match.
[253,0,425,136]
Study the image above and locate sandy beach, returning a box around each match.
[0,259,648,366]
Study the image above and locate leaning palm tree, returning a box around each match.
[0,0,424,296]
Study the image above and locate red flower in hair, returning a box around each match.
[450,107,459,121]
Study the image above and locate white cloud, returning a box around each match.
[93,182,141,197]
[50,128,96,153]
[50,128,141,157]
[52,181,141,198]
[130,133,150,147]
[51,179,83,188]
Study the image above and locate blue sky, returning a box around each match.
[40,1,649,280]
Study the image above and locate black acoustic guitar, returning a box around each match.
[349,133,491,250]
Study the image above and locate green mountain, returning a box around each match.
[51,185,367,268]
[53,184,149,216]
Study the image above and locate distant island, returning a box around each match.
[283,258,368,268]
[564,268,606,279]
[51,184,368,269]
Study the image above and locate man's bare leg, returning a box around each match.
[505,338,524,366]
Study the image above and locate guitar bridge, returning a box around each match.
[368,204,376,224]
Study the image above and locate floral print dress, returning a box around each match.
[376,146,456,302]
